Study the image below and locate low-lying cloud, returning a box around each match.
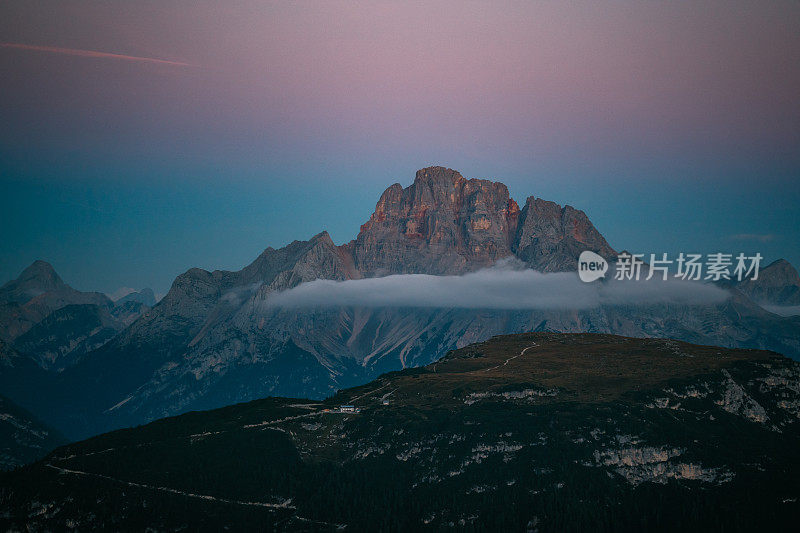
[762,305,800,317]
[265,266,729,310]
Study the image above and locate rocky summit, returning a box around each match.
[350,166,615,276]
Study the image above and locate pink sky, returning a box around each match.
[2,0,797,170]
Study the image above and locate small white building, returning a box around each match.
[339,405,359,413]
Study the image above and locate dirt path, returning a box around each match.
[45,464,294,509]
[481,342,538,373]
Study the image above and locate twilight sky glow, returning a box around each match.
[1,1,798,294]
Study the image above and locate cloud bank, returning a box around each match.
[265,266,729,311]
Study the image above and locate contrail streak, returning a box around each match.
[0,42,191,66]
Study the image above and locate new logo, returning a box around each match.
[578,251,608,282]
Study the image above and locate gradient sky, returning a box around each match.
[1,1,798,295]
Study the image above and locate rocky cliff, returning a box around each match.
[736,259,800,306]
[348,166,614,275]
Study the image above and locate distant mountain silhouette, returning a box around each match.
[0,262,151,371]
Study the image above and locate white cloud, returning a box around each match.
[762,305,800,317]
[263,265,729,310]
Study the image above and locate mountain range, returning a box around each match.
[1,166,799,447]
[0,261,153,370]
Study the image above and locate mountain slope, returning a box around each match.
[2,333,798,531]
[0,261,150,373]
[12,304,122,371]
[39,293,797,441]
[0,339,58,421]
[0,394,66,471]
[114,288,156,307]
[0,261,112,342]
[38,232,356,436]
[736,259,800,306]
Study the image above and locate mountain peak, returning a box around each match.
[750,259,799,288]
[513,196,616,271]
[352,167,614,275]
[115,288,156,307]
[0,260,66,305]
[309,230,334,246]
[413,166,466,188]
[352,167,519,276]
[736,258,800,306]
[18,260,62,286]
[763,259,799,277]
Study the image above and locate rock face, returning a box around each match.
[351,167,521,275]
[736,259,800,306]
[349,166,614,275]
[12,304,122,371]
[513,197,616,271]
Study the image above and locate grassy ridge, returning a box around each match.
[1,333,799,531]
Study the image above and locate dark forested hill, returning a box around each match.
[1,333,798,531]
